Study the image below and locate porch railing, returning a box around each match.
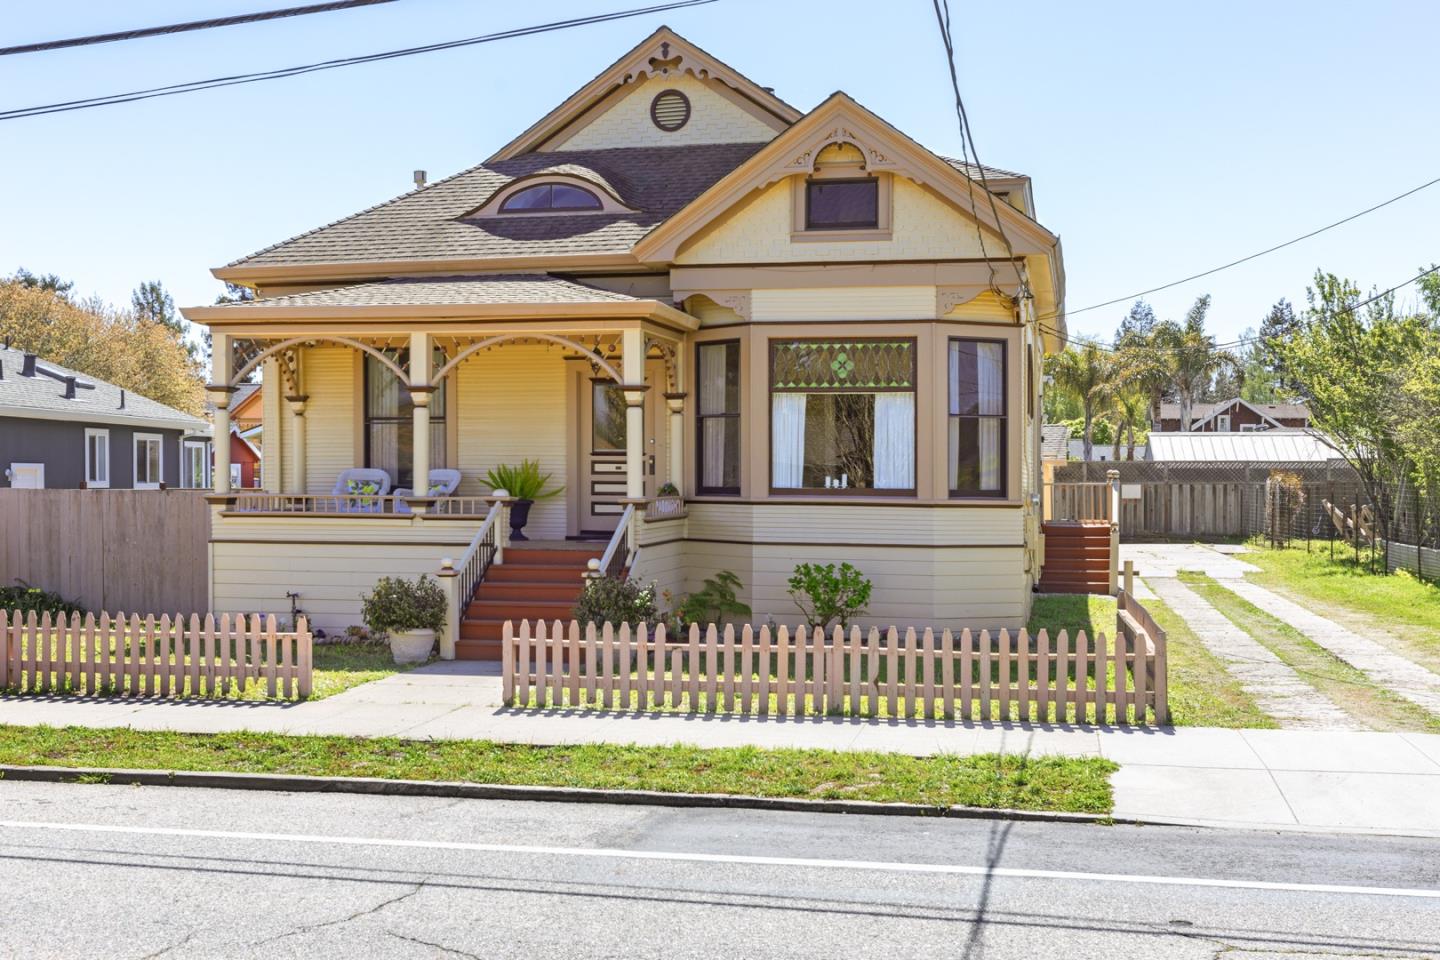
[1045,482,1112,522]
[587,502,637,582]
[223,492,496,517]
[437,498,509,659]
[645,494,686,520]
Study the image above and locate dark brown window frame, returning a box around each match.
[948,336,1008,500]
[498,182,603,214]
[695,339,741,495]
[804,177,880,230]
[767,335,918,497]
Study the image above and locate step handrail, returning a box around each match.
[587,502,636,582]
[437,496,511,659]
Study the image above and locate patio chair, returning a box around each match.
[395,468,462,513]
[331,468,392,512]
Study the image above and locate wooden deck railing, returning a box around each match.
[1046,482,1113,522]
[437,499,509,659]
[223,492,496,516]
[502,609,1168,724]
[587,502,637,581]
[644,495,687,520]
[1,610,312,699]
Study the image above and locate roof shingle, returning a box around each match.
[211,274,642,309]
[0,344,207,432]
[228,142,767,269]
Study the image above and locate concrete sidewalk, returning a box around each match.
[2,661,1438,838]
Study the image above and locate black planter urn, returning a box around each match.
[508,498,535,541]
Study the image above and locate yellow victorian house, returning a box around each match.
[184,27,1067,658]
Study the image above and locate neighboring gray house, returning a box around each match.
[0,344,210,489]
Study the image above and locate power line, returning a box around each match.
[1049,173,1440,321]
[0,0,399,56]
[930,0,1022,298]
[0,0,717,120]
[1039,263,1440,353]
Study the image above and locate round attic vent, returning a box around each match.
[649,89,691,132]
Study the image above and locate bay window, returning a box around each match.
[770,338,915,493]
[948,338,1007,497]
[364,352,445,489]
[696,340,740,494]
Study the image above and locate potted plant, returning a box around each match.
[361,575,447,664]
[484,460,564,541]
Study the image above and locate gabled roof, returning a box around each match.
[217,142,765,281]
[487,26,801,161]
[1158,398,1310,428]
[1041,423,1070,461]
[632,91,1058,263]
[0,344,208,433]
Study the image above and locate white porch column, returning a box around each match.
[287,396,308,494]
[665,393,686,491]
[621,328,647,506]
[409,332,432,500]
[210,332,233,495]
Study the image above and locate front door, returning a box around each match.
[577,360,665,535]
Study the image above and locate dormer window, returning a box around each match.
[805,179,879,230]
[499,183,603,213]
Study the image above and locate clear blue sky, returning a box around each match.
[2,0,1436,343]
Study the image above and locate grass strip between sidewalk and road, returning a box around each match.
[1178,572,1440,734]
[0,725,1117,814]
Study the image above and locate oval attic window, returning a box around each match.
[649,89,691,132]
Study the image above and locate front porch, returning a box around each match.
[191,278,695,646]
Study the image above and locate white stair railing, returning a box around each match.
[586,502,636,583]
[437,496,510,659]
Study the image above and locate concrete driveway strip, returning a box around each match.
[1121,543,1259,580]
[1224,579,1440,717]
[1146,577,1360,730]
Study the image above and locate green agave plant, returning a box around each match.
[485,459,564,502]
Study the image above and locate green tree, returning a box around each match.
[10,268,73,299]
[1110,388,1150,460]
[1046,342,1114,461]
[1258,298,1301,394]
[1166,296,1239,431]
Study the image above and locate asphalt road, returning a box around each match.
[1,781,1438,959]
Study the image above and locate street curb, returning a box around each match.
[0,764,1131,827]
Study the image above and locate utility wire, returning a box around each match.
[930,0,1023,299]
[1039,263,1440,353]
[1049,173,1440,322]
[0,0,717,120]
[0,0,399,56]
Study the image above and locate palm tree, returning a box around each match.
[1110,388,1150,460]
[1168,297,1240,430]
[1046,342,1114,461]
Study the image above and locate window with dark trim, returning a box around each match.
[364,351,446,490]
[804,178,879,230]
[769,338,915,494]
[499,183,603,213]
[948,338,1007,497]
[696,340,740,494]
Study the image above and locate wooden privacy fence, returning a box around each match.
[0,610,312,699]
[0,489,210,615]
[503,603,1168,724]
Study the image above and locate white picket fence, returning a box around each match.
[0,610,313,699]
[504,601,1167,724]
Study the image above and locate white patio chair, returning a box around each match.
[331,468,392,512]
[394,469,462,513]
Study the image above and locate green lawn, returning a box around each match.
[0,725,1117,813]
[1030,590,1273,728]
[3,640,415,701]
[1243,540,1440,673]
[1181,572,1438,733]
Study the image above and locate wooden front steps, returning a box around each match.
[1039,521,1113,594]
[456,544,595,660]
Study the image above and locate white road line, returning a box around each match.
[3,818,1437,899]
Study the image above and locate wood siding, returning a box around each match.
[547,74,779,151]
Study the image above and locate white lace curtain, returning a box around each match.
[771,393,807,488]
[699,344,730,489]
[873,393,915,489]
